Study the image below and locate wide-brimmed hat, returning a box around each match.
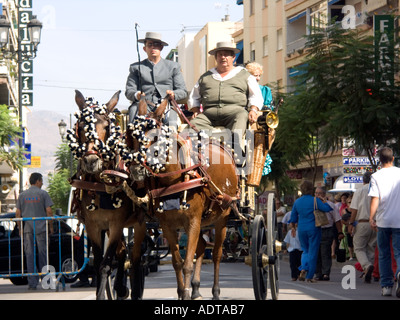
[208,41,240,55]
[138,32,168,46]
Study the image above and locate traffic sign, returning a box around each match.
[343,176,363,184]
[28,156,41,168]
[343,157,378,166]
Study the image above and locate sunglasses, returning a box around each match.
[146,42,163,48]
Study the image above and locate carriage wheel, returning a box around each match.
[266,193,279,300]
[106,268,130,300]
[251,214,268,300]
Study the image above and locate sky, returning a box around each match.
[31,0,244,119]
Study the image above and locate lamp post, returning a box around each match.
[58,117,73,177]
[0,12,43,194]
[58,119,67,141]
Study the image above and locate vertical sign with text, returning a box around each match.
[374,15,394,92]
[19,0,33,107]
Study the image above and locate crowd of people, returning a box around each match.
[281,147,400,298]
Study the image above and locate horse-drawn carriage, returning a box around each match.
[67,90,284,300]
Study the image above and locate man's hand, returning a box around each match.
[248,110,258,124]
[248,106,260,124]
[166,90,175,100]
[190,107,201,119]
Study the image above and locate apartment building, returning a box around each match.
[237,0,399,188]
[0,0,21,212]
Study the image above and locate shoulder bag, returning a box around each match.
[314,197,329,227]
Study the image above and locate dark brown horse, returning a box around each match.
[68,90,147,299]
[120,96,240,300]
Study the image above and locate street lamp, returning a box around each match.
[27,16,42,51]
[58,119,67,142]
[58,117,73,178]
[0,12,43,194]
[0,15,10,48]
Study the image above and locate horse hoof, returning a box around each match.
[191,293,203,300]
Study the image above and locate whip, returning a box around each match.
[135,23,142,93]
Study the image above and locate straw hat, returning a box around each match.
[208,41,240,55]
[138,32,168,46]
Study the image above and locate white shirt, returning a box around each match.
[350,184,370,221]
[283,230,301,252]
[322,200,341,228]
[276,206,286,223]
[368,166,400,228]
[188,66,263,110]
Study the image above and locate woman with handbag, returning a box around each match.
[290,180,333,282]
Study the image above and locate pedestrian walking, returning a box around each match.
[15,173,54,290]
[348,171,377,283]
[368,147,400,297]
[283,223,302,281]
[314,187,343,281]
[290,180,332,282]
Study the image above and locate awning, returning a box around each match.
[327,175,363,193]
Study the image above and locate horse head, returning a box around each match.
[120,96,178,182]
[67,90,122,176]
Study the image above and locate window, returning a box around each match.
[250,0,255,16]
[250,42,256,61]
[310,2,328,32]
[263,36,268,56]
[277,29,283,51]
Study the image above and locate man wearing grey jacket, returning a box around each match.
[125,32,187,127]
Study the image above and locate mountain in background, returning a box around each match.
[26,110,69,185]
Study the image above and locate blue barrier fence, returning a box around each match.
[0,215,89,290]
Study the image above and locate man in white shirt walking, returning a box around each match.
[369,147,400,297]
[349,171,376,283]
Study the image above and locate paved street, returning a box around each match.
[0,253,397,301]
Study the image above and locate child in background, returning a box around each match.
[283,222,302,281]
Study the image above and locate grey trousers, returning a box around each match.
[353,222,377,270]
[24,232,47,288]
[189,105,249,133]
[128,102,178,128]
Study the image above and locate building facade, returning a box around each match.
[0,0,27,212]
[236,0,399,188]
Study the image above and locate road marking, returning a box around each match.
[282,281,350,300]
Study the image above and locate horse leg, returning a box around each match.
[113,238,129,299]
[91,242,104,299]
[191,234,206,300]
[130,221,146,300]
[211,219,228,300]
[161,226,185,299]
[181,220,201,300]
[86,228,105,299]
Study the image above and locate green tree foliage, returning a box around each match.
[47,143,76,215]
[278,18,400,186]
[0,105,27,170]
[48,168,71,214]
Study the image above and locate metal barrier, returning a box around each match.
[0,215,89,291]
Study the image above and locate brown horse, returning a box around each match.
[120,96,240,300]
[68,90,147,300]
